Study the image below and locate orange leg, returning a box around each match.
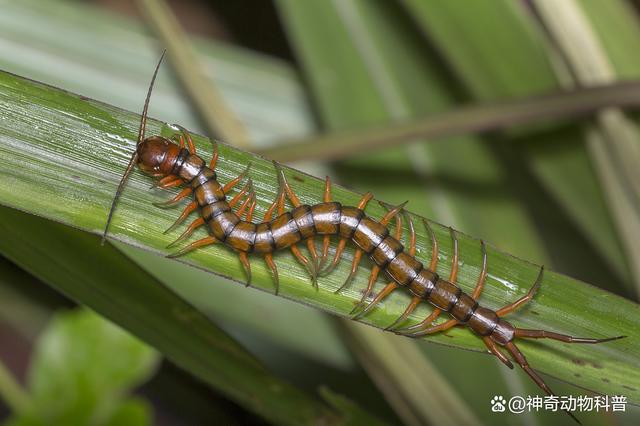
[172,134,185,149]
[334,249,363,294]
[318,177,333,271]
[396,227,458,335]
[405,240,488,337]
[274,162,317,285]
[482,337,513,369]
[386,217,438,331]
[155,175,183,190]
[261,188,285,295]
[356,211,417,321]
[153,187,193,208]
[167,236,217,258]
[385,296,421,331]
[264,254,280,295]
[351,204,404,317]
[239,252,252,287]
[163,201,197,235]
[322,191,373,277]
[228,180,253,208]
[223,164,251,194]
[166,217,205,248]
[210,142,219,169]
[175,125,196,154]
[496,266,543,317]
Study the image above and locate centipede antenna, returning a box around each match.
[102,50,166,245]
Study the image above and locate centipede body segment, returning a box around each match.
[103,53,624,424]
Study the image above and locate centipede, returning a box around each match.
[102,52,624,424]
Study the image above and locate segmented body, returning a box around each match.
[151,139,515,344]
[102,53,622,424]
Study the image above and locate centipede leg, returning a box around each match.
[352,203,405,318]
[175,125,197,154]
[239,252,252,287]
[172,134,185,149]
[209,142,219,169]
[154,175,183,190]
[260,187,285,294]
[496,266,543,317]
[167,236,217,258]
[514,329,624,344]
[223,163,252,194]
[350,265,381,316]
[318,176,332,271]
[163,201,197,234]
[354,212,418,320]
[322,192,373,276]
[406,240,489,337]
[153,187,193,208]
[396,227,459,336]
[228,180,253,209]
[387,218,437,331]
[235,188,256,218]
[334,249,363,294]
[166,217,205,248]
[505,341,581,424]
[273,164,318,285]
[482,337,513,369]
[264,254,280,295]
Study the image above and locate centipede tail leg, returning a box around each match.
[407,240,489,336]
[324,192,373,277]
[352,203,405,317]
[153,187,193,208]
[397,227,460,336]
[514,329,625,343]
[163,201,197,234]
[505,342,581,424]
[387,217,437,331]
[167,236,218,258]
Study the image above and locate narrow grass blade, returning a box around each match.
[260,81,640,162]
[0,69,638,401]
[0,206,346,425]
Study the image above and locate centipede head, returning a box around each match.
[102,50,166,244]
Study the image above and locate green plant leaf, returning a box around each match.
[0,206,349,425]
[402,0,631,288]
[5,309,157,426]
[259,81,640,163]
[0,65,637,404]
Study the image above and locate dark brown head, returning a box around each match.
[137,135,180,177]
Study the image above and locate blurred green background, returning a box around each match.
[1,0,640,425]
